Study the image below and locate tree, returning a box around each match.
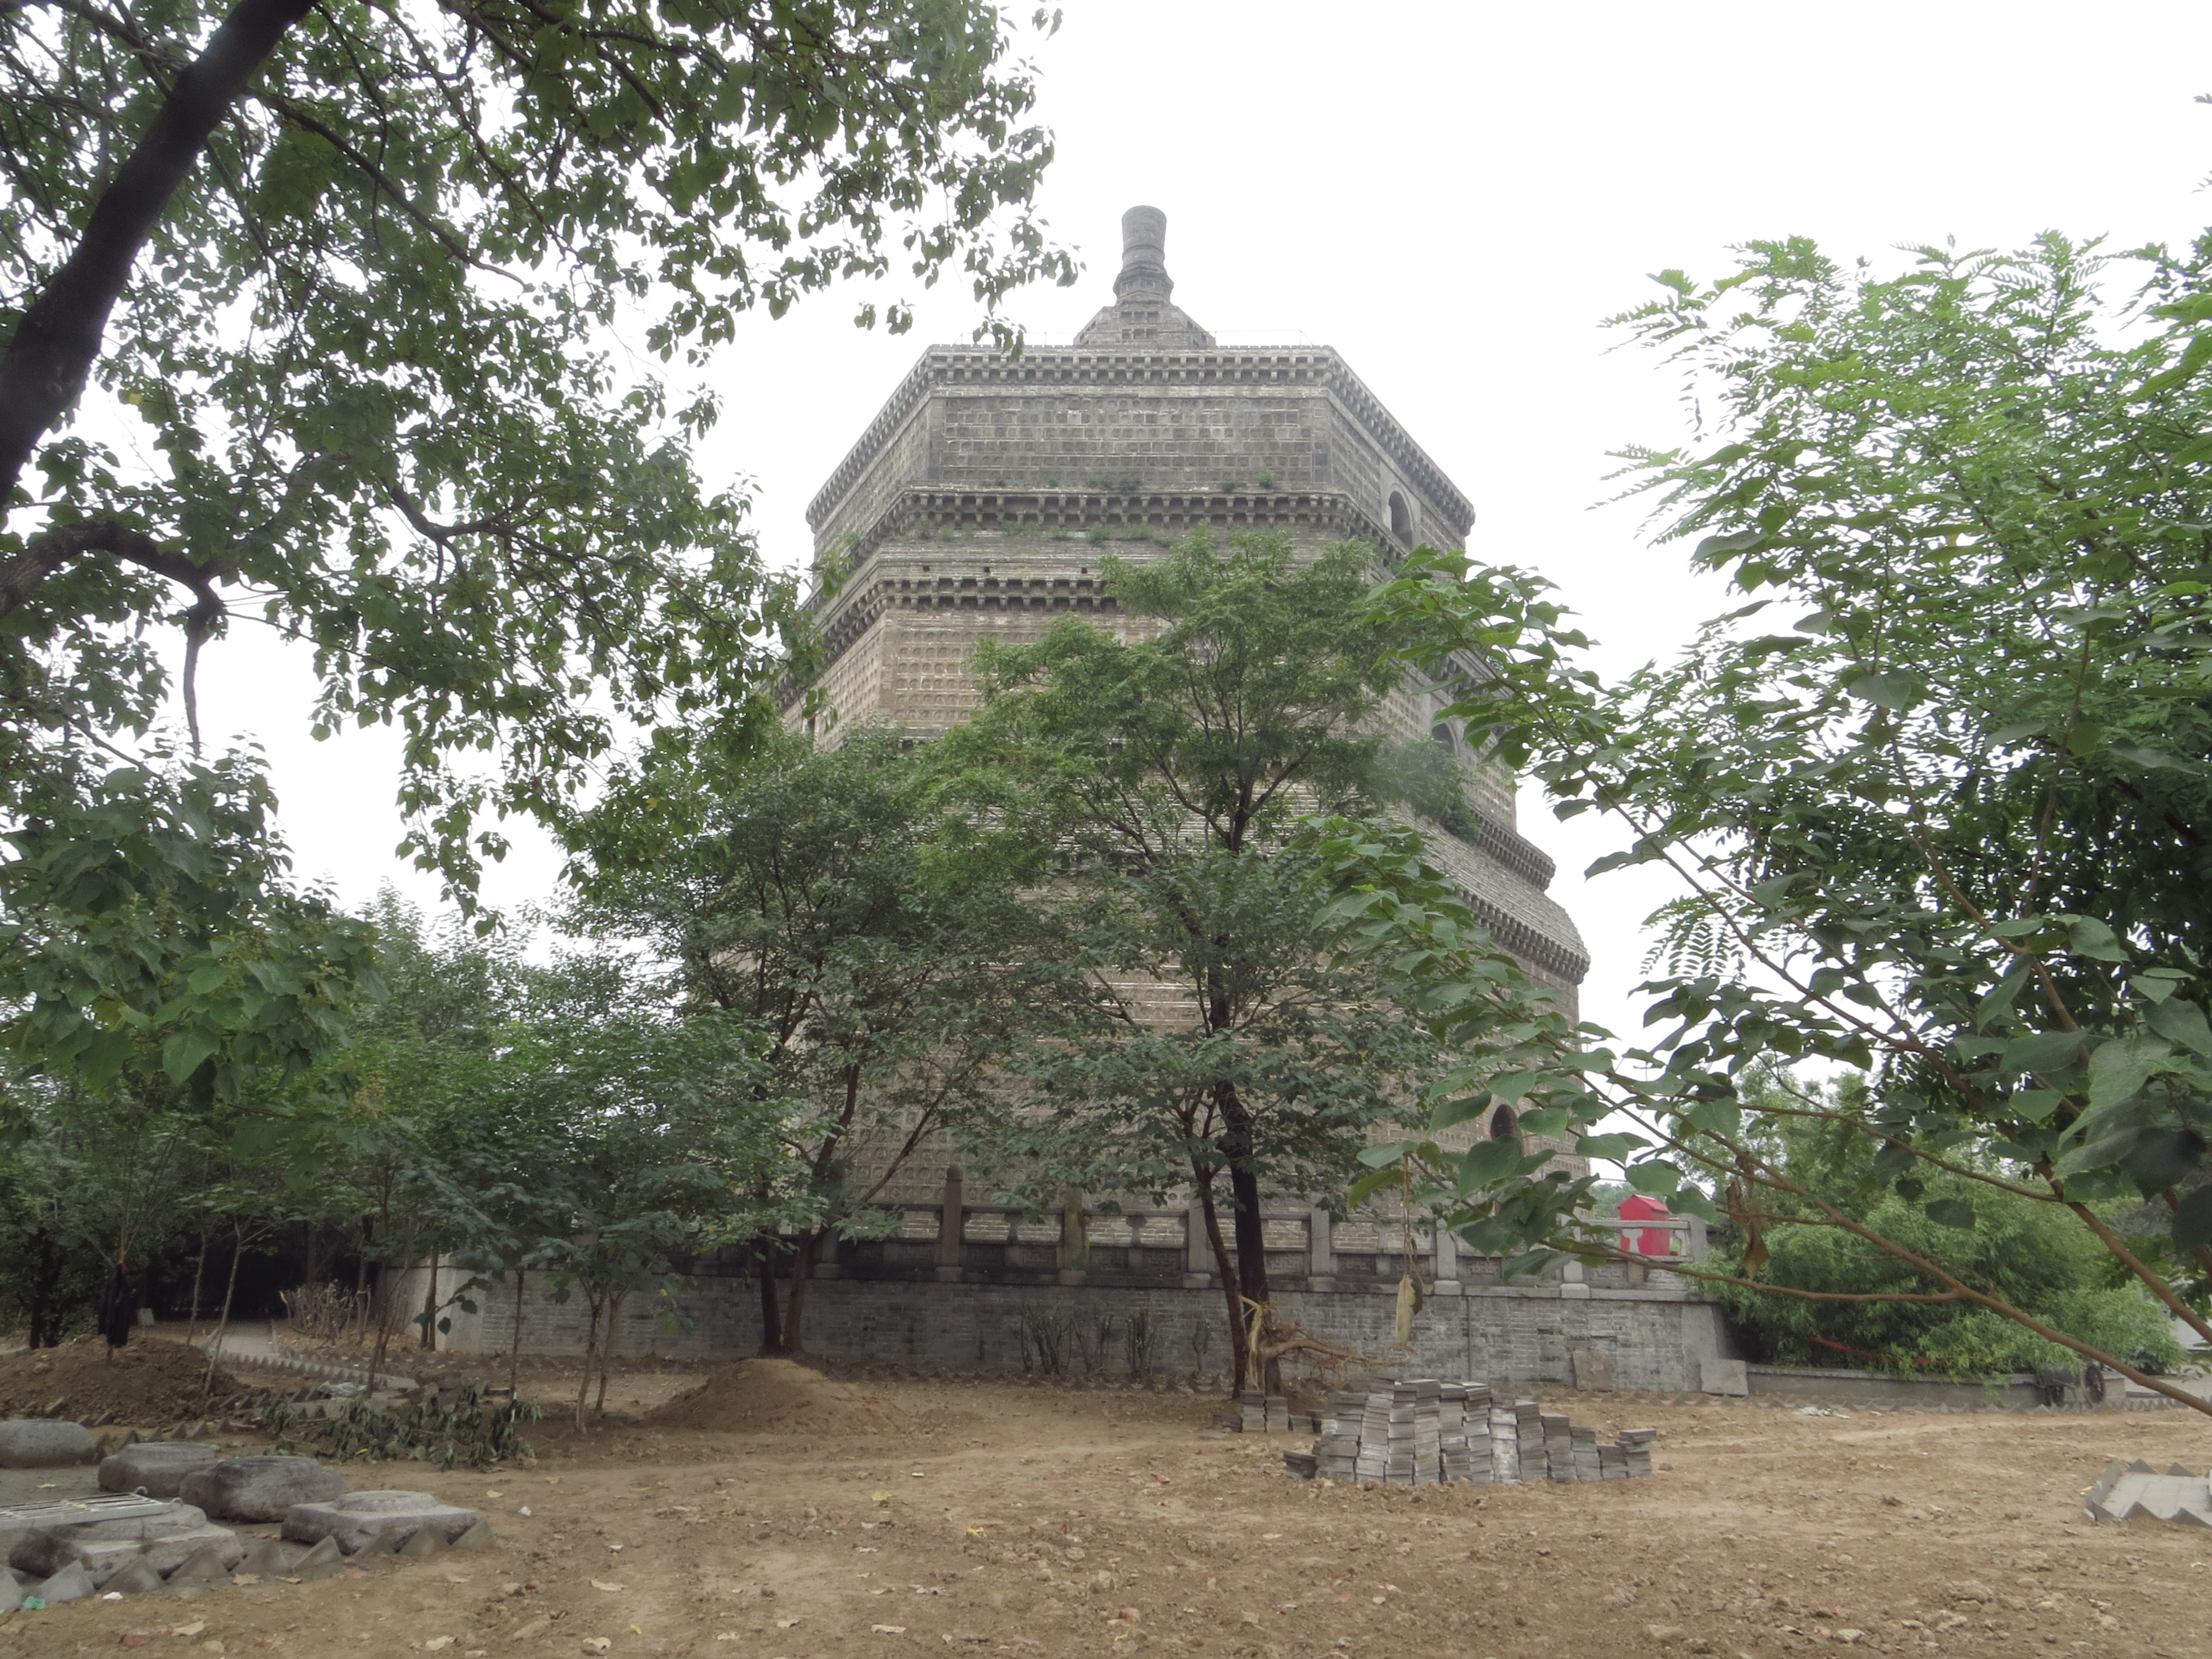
[943,529,1444,1391]
[280,894,804,1401]
[573,724,1063,1355]
[1333,227,2212,1414]
[1,0,1072,906]
[508,1002,801,1426]
[2,752,382,1106]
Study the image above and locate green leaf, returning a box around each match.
[1923,1198,1976,1230]
[1625,1160,1682,1197]
[2109,744,2183,769]
[1519,1105,1572,1139]
[1456,1137,1525,1190]
[2002,1031,2091,1079]
[1682,1098,1743,1139]
[2063,915,2131,963]
[1847,671,1924,711]
[1428,1092,1491,1131]
[1575,1133,1652,1161]
[2011,1089,2065,1124]
[2173,1186,2212,1254]
[161,1030,221,1084]
[2146,998,2212,1058]
[2088,1035,2171,1110]
[1348,1166,1403,1208]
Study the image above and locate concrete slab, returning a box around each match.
[282,1491,482,1557]
[32,1559,96,1603]
[1699,1358,1749,1397]
[8,1500,242,1587]
[0,1421,95,1469]
[100,1443,220,1499]
[180,1457,347,1522]
[2085,1458,2212,1524]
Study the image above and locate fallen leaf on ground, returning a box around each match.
[170,1625,207,1640]
[872,1626,907,1635]
[590,1581,623,1593]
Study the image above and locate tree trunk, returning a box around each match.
[182,1229,210,1352]
[574,1293,605,1431]
[1196,1184,1247,1392]
[1215,1082,1280,1393]
[508,1267,528,1397]
[756,1239,784,1354]
[419,1254,440,1350]
[0,0,315,525]
[368,1265,397,1388]
[203,1225,246,1404]
[595,1287,629,1413]
[762,1234,817,1357]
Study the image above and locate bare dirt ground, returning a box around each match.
[6,1358,2210,1659]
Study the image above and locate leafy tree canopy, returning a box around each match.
[1,0,1072,1107]
[1,0,1072,899]
[572,723,1069,1354]
[941,530,1447,1389]
[1329,226,2212,1412]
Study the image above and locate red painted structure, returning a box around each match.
[1618,1194,1673,1257]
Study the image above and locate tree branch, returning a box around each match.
[0,0,316,518]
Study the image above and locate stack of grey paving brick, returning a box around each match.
[1540,1412,1574,1481]
[1281,1383,1658,1487]
[1382,1384,1420,1483]
[1514,1401,1542,1478]
[1489,1401,1520,1483]
[1571,1425,1600,1481]
[1314,1394,1364,1482]
[1410,1380,1442,1486]
[1354,1391,1392,1483]
[1237,1392,1294,1433]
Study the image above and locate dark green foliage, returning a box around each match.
[940,530,1447,1389]
[573,725,1066,1354]
[1705,1089,2180,1376]
[2,0,1072,906]
[263,1383,540,1469]
[1323,222,2212,1412]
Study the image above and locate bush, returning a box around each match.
[1711,1170,2183,1378]
[262,1384,540,1469]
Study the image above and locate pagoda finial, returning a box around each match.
[1114,205,1172,301]
[1075,204,1213,348]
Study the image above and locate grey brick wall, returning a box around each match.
[410,1271,1727,1395]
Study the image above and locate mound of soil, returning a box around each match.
[0,1335,249,1423]
[644,1357,909,1435]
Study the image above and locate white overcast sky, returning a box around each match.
[182,0,2212,1042]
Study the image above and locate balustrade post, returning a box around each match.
[936,1167,964,1283]
[1183,1197,1214,1288]
[1057,1185,1088,1285]
[1307,1205,1334,1292]
[1432,1219,1459,1295]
